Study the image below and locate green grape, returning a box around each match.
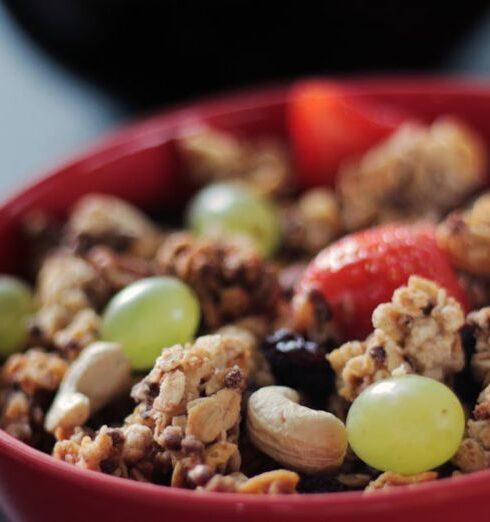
[101,276,200,370]
[186,182,281,257]
[346,375,465,474]
[0,276,33,357]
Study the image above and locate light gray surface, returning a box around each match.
[444,6,490,73]
[0,2,123,201]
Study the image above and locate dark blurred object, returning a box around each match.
[262,328,334,399]
[3,1,489,110]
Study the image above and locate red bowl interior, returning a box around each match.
[2,77,490,522]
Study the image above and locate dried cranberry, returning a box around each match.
[262,328,334,398]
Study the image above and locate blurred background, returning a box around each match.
[2,1,490,198]
[0,1,490,519]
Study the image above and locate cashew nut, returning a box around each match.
[247,386,347,474]
[45,342,132,432]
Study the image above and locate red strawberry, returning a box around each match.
[288,81,404,188]
[295,223,469,339]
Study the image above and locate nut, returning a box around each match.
[247,386,347,474]
[45,342,132,432]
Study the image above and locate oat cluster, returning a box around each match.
[156,232,280,329]
[328,276,465,401]
[338,118,486,230]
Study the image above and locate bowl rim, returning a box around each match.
[3,75,490,510]
[4,72,490,207]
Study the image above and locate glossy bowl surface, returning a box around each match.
[2,78,490,522]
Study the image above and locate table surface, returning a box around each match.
[2,2,490,521]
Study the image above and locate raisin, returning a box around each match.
[262,328,334,398]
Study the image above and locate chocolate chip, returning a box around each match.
[181,436,205,454]
[224,367,244,389]
[108,428,125,447]
[399,315,414,329]
[148,382,160,399]
[28,324,42,337]
[162,426,183,450]
[187,464,214,487]
[422,301,435,315]
[100,459,117,474]
[370,346,386,364]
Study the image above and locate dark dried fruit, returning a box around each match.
[262,328,334,398]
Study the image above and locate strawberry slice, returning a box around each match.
[288,81,404,187]
[295,223,469,339]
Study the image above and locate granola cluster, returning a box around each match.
[54,332,249,484]
[328,276,465,400]
[53,424,167,481]
[28,253,106,358]
[453,308,490,473]
[338,119,486,231]
[0,349,67,443]
[21,212,63,275]
[437,193,490,276]
[453,422,490,472]
[281,188,342,256]
[85,246,154,292]
[453,380,490,473]
[65,194,162,258]
[466,307,490,385]
[156,233,280,329]
[177,127,293,198]
[126,332,250,485]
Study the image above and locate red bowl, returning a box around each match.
[2,77,490,522]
